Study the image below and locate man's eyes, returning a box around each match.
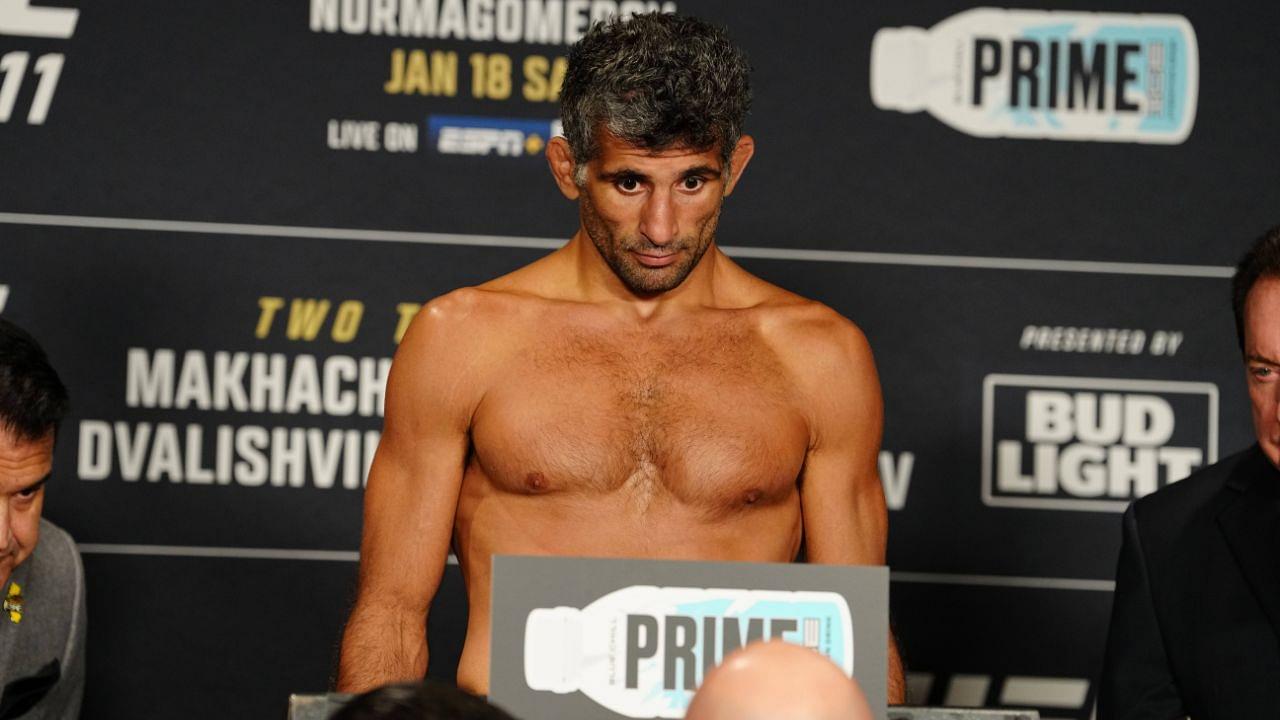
[612,176,707,193]
[1250,365,1276,380]
[13,486,41,502]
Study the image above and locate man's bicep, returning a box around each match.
[355,302,481,609]
[798,323,887,566]
[800,445,887,565]
[357,429,467,607]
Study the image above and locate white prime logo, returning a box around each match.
[870,8,1198,144]
[982,374,1217,512]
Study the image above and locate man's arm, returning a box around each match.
[337,292,487,693]
[1097,504,1184,720]
[789,311,905,703]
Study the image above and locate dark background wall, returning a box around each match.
[2,1,1276,718]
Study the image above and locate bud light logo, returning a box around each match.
[982,374,1217,512]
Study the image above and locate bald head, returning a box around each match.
[685,640,874,720]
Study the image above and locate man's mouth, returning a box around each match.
[631,250,679,268]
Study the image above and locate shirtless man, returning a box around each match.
[338,12,903,701]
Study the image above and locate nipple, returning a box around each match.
[524,471,549,493]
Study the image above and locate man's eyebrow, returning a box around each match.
[680,165,721,178]
[15,474,50,495]
[1246,353,1280,366]
[598,167,649,181]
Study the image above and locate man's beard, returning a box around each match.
[580,194,720,296]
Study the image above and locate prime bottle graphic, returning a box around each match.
[870,7,1198,144]
[522,585,854,719]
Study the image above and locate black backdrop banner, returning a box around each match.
[2,1,1275,718]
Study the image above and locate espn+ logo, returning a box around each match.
[982,375,1218,512]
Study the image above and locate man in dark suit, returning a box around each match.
[1100,226,1280,719]
[0,318,84,720]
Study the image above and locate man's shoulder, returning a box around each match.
[407,286,542,344]
[421,284,535,316]
[744,296,878,415]
[752,296,873,371]
[31,519,83,586]
[1131,445,1264,530]
[15,519,83,636]
[390,287,545,401]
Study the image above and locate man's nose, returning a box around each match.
[0,503,9,551]
[639,188,678,246]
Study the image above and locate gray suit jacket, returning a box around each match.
[0,519,85,720]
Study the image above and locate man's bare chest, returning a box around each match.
[468,323,809,510]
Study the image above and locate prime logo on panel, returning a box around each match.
[870,8,1199,144]
[981,375,1217,512]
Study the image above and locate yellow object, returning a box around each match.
[4,582,22,624]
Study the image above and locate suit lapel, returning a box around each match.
[1218,449,1280,644]
[0,658,60,720]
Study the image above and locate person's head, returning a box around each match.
[684,640,874,720]
[1233,226,1280,468]
[0,318,69,589]
[330,680,518,720]
[558,12,752,184]
[547,12,755,296]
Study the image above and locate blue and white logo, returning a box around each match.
[428,115,563,157]
[871,8,1199,144]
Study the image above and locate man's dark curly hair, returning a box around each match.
[1232,225,1280,351]
[559,12,752,183]
[331,680,517,720]
[0,317,69,442]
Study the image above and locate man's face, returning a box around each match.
[578,132,731,295]
[0,429,51,589]
[1244,276,1280,468]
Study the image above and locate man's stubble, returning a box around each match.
[579,191,723,296]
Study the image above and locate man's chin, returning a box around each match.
[618,264,695,295]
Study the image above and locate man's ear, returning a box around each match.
[546,136,581,200]
[723,135,755,198]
